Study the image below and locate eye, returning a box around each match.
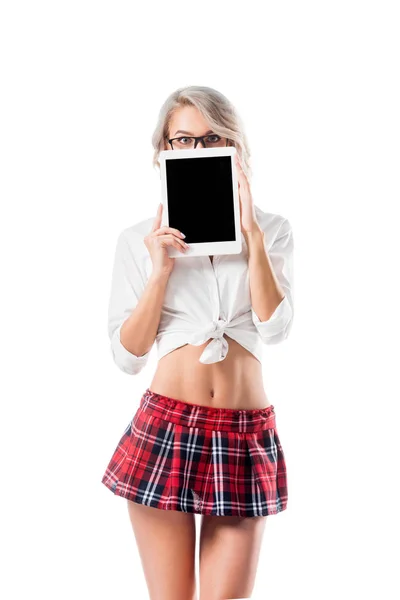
[206,135,221,142]
[178,137,191,144]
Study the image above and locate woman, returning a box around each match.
[101,86,294,600]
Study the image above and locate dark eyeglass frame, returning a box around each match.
[166,134,230,150]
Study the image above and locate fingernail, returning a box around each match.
[180,232,186,238]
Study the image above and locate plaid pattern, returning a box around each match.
[101,388,288,517]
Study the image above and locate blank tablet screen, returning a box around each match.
[166,156,236,243]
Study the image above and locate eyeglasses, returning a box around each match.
[166,134,229,150]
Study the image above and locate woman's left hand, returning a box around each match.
[235,153,261,235]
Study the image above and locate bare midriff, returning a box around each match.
[149,255,270,410]
[149,334,270,410]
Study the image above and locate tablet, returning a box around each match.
[159,146,241,258]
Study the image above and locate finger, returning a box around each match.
[159,234,188,252]
[164,233,188,251]
[235,152,243,167]
[153,225,185,239]
[160,237,187,254]
[236,163,248,189]
[151,202,163,232]
[235,155,246,179]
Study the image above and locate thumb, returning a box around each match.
[151,202,163,232]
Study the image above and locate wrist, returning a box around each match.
[243,224,265,247]
[149,270,171,285]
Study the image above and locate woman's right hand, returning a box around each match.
[144,203,188,277]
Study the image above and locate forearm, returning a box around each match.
[120,271,170,357]
[245,226,286,321]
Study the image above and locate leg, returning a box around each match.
[127,500,198,600]
[199,514,267,600]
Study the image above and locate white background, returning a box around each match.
[1,1,399,599]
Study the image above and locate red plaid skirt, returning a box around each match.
[101,388,288,517]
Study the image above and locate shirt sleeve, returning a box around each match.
[107,230,152,375]
[251,217,294,344]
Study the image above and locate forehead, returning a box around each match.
[168,105,212,136]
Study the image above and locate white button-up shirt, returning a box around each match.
[108,204,294,375]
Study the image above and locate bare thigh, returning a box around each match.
[127,500,197,600]
[199,515,267,600]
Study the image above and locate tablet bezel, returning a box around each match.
[159,146,241,258]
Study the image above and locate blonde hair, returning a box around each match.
[151,85,252,181]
